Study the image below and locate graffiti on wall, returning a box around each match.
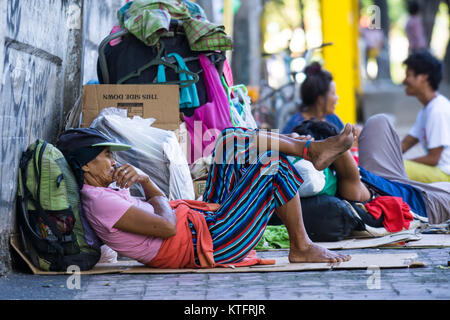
[0,0,66,228]
[0,44,61,226]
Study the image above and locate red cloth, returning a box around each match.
[351,147,359,165]
[147,200,275,269]
[364,196,413,232]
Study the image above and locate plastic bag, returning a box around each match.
[91,108,195,200]
[230,86,258,129]
[99,245,118,263]
[288,156,326,197]
[184,54,233,163]
[189,155,213,180]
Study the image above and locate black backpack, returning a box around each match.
[269,195,380,242]
[97,21,225,117]
[16,139,102,271]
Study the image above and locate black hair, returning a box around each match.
[407,1,420,15]
[403,50,443,90]
[65,146,107,188]
[292,119,339,140]
[300,62,333,111]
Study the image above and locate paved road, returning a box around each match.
[1,247,448,301]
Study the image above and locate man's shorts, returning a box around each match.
[404,160,450,183]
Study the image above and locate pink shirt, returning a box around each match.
[81,184,163,264]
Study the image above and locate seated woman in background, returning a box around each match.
[281,62,344,134]
[57,127,355,269]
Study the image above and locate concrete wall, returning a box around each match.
[82,0,124,84]
[0,0,124,275]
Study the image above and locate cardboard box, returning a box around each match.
[193,179,207,199]
[81,84,180,131]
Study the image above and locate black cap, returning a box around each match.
[57,128,131,156]
[56,128,131,187]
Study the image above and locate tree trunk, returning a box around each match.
[231,0,263,86]
[444,0,450,82]
[417,0,442,47]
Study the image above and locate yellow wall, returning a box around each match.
[223,0,234,62]
[321,0,360,124]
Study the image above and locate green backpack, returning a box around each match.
[16,139,101,271]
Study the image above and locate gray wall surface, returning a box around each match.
[82,0,125,83]
[0,0,124,275]
[231,0,262,86]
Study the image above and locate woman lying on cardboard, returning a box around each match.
[56,127,354,269]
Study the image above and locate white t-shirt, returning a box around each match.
[408,93,450,174]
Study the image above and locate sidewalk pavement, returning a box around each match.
[1,247,449,300]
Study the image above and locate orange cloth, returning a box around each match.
[364,196,413,232]
[147,199,275,269]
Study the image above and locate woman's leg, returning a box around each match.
[262,125,371,202]
[205,151,302,263]
[275,193,351,263]
[211,124,355,171]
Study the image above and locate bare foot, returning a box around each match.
[306,123,354,171]
[289,242,351,264]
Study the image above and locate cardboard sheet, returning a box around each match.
[317,231,423,250]
[10,235,424,275]
[379,234,450,248]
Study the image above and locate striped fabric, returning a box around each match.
[121,0,232,51]
[191,128,304,264]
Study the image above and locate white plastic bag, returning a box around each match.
[189,155,213,180]
[231,86,258,129]
[289,156,326,197]
[91,108,195,200]
[99,245,118,263]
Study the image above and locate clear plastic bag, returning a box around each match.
[230,86,258,129]
[189,154,213,180]
[288,156,326,197]
[91,108,195,200]
[99,245,118,263]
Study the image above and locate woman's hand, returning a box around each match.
[113,164,148,189]
[113,164,166,199]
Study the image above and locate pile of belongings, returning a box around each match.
[97,0,257,164]
[92,0,431,245]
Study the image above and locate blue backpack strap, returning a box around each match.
[168,53,200,108]
[157,64,167,83]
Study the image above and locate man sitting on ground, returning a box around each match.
[401,50,450,183]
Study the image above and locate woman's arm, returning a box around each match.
[113,202,177,239]
[112,164,177,238]
[113,164,164,200]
